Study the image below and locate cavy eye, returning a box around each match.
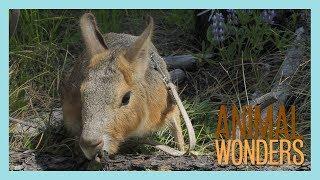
[121,91,131,106]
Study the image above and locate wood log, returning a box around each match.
[233,27,307,139]
[9,9,20,37]
[164,54,197,70]
[250,27,305,111]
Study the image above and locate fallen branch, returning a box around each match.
[233,27,306,139]
[164,54,204,70]
[250,27,305,112]
[9,9,20,37]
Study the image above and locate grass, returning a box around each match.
[9,9,311,160]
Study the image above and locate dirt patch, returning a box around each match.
[10,150,310,171]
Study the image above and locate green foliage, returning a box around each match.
[164,10,195,31]
[94,10,125,33]
[205,10,298,64]
[10,10,75,115]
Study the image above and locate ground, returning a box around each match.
[10,151,310,171]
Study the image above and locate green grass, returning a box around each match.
[9,9,311,160]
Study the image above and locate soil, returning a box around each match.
[9,150,311,171]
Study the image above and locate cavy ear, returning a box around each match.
[80,13,108,58]
[124,17,153,77]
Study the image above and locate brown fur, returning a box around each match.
[61,13,185,159]
[88,51,109,68]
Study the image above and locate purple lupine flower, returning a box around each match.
[210,12,225,42]
[226,9,238,25]
[261,10,276,24]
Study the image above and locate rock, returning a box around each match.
[12,165,24,171]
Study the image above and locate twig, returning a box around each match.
[241,53,249,105]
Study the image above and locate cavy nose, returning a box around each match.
[79,136,104,159]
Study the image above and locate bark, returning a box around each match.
[164,54,198,70]
[250,27,305,117]
[9,9,20,37]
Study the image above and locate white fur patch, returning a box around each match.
[102,133,111,153]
